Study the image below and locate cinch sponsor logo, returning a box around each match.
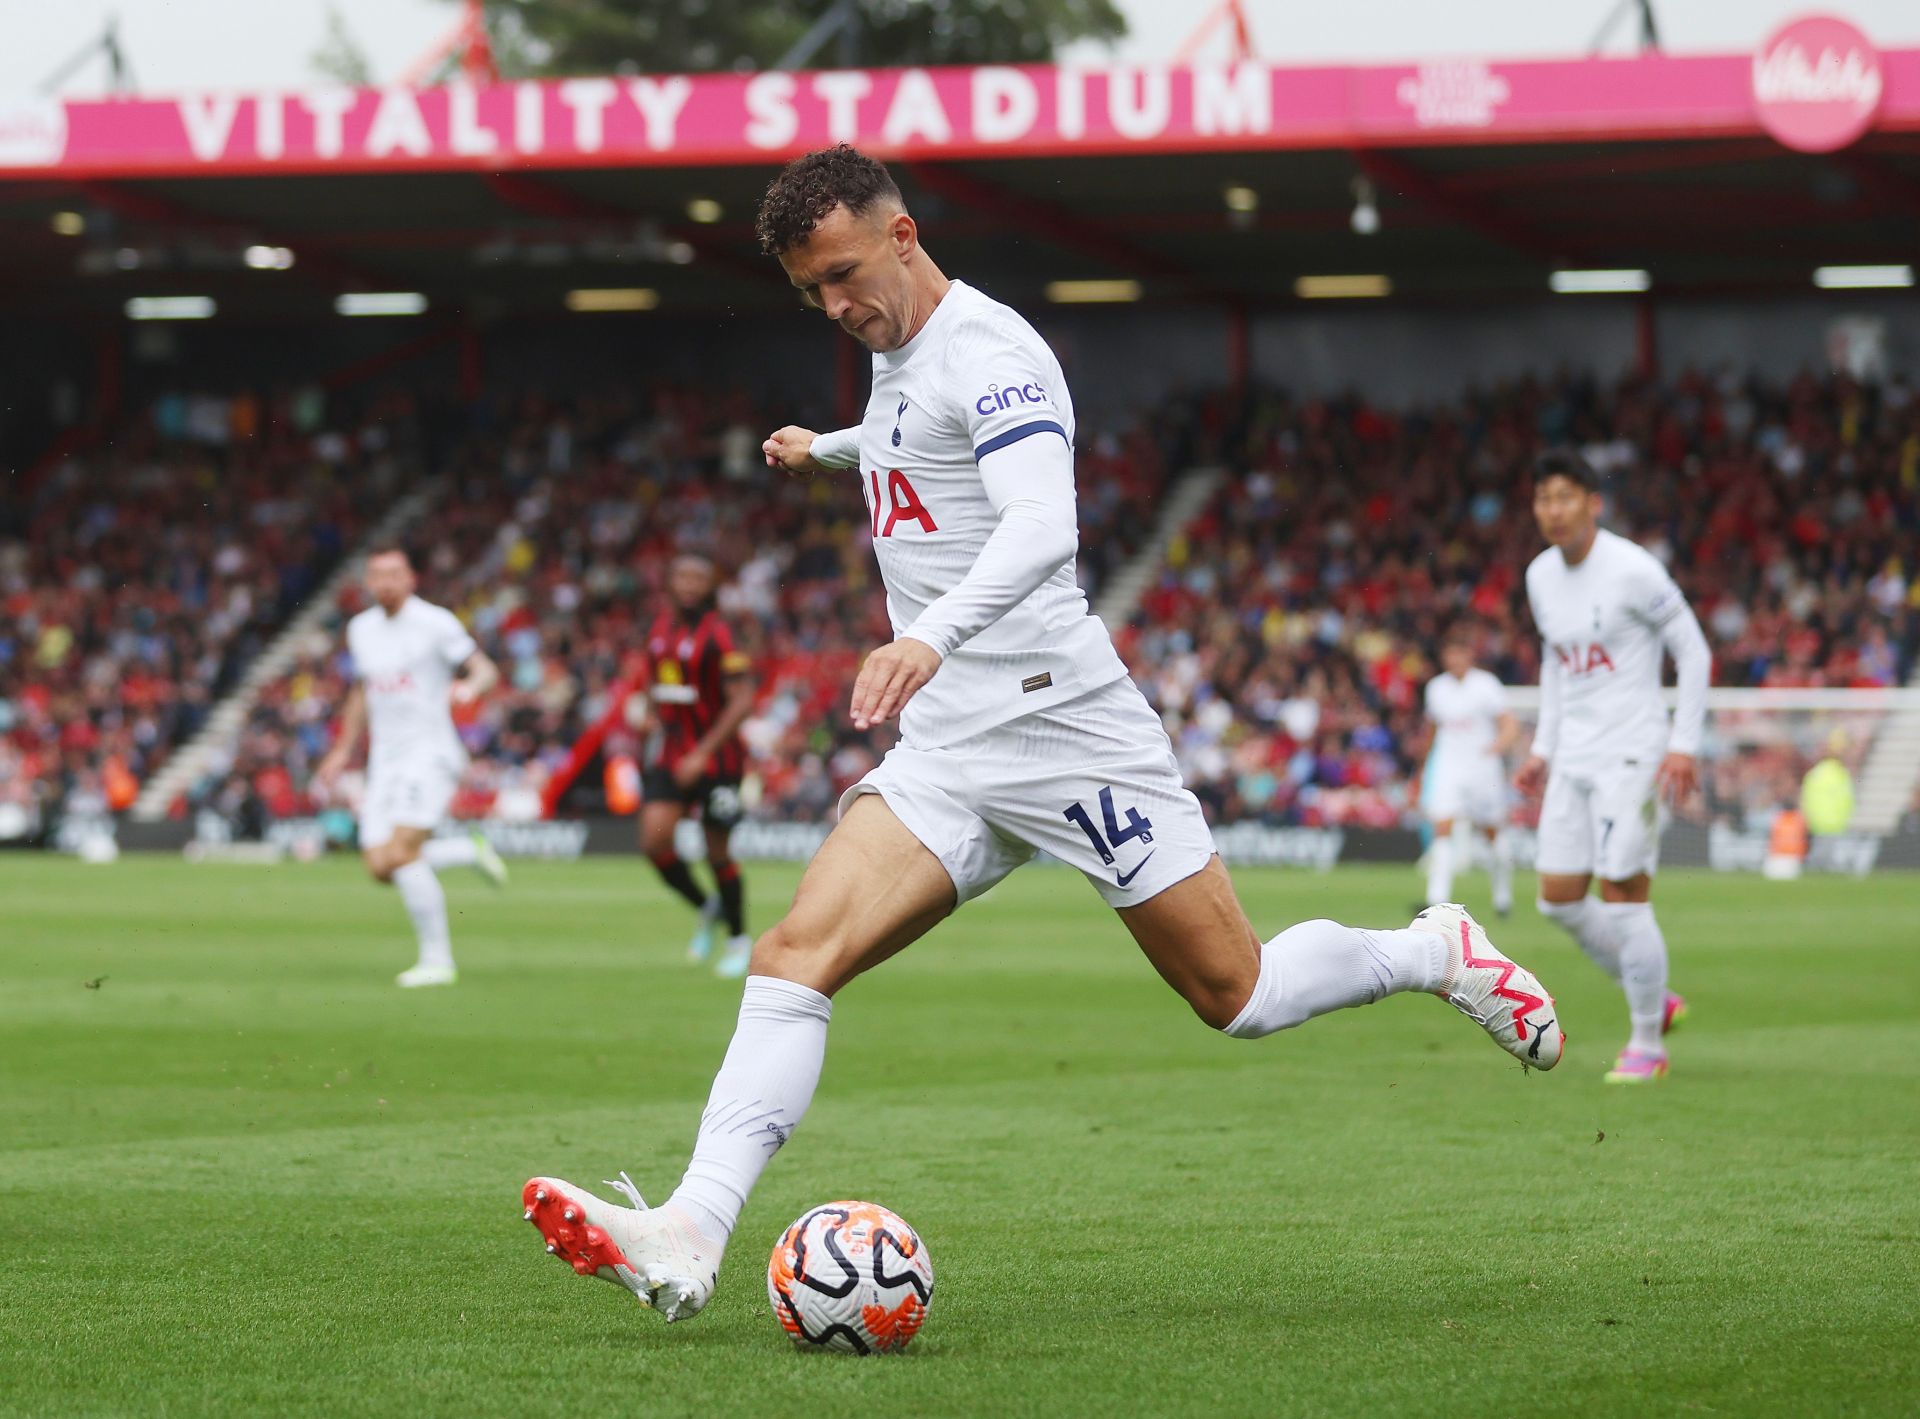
[974,381,1048,416]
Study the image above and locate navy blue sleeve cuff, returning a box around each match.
[974,420,1068,461]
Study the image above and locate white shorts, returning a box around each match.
[360,761,460,849]
[1535,759,1665,881]
[1427,761,1507,828]
[839,677,1217,909]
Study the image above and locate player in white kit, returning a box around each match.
[315,547,507,988]
[521,146,1565,1323]
[1415,627,1518,915]
[1515,453,1709,1083]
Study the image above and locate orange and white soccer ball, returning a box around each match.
[767,1202,933,1353]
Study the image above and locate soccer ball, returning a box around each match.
[767,1201,933,1353]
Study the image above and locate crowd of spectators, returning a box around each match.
[1124,368,1920,831]
[0,389,423,837]
[184,384,1188,829]
[13,365,1916,843]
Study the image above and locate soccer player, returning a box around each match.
[635,553,758,978]
[1515,452,1708,1083]
[521,146,1564,1322]
[315,546,506,987]
[1414,628,1518,916]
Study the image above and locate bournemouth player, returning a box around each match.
[1414,628,1518,916]
[521,146,1564,1322]
[635,553,758,978]
[316,547,507,987]
[1516,452,1708,1083]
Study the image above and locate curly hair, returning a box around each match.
[755,144,904,256]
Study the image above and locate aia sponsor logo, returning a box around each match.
[865,469,939,538]
[973,381,1048,417]
[368,670,417,694]
[1554,642,1615,676]
[1753,15,1882,153]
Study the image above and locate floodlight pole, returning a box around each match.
[401,0,499,87]
[1174,0,1257,64]
[774,0,863,71]
[1588,0,1662,55]
[38,13,135,95]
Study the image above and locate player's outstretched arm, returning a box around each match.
[763,425,859,476]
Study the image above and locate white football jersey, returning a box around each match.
[1525,528,1693,769]
[1424,668,1507,772]
[346,596,476,773]
[830,279,1126,747]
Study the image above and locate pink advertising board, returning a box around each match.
[0,30,1914,178]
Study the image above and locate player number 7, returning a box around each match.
[1062,787,1154,867]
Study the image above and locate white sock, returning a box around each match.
[1489,832,1514,914]
[1425,834,1456,906]
[1224,920,1449,1039]
[1538,896,1623,981]
[1600,901,1669,1055]
[421,836,479,870]
[667,976,832,1243]
[392,860,453,970]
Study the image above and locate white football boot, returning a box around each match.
[522,1173,721,1322]
[396,964,457,989]
[1412,903,1564,1070]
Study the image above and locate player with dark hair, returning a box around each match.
[521,144,1565,1322]
[1516,450,1709,1082]
[316,545,507,987]
[635,553,758,977]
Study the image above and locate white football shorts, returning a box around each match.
[1426,758,1508,828]
[360,759,461,849]
[1534,758,1665,881]
[839,676,1217,909]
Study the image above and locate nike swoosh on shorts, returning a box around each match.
[1115,851,1156,888]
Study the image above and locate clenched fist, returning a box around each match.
[763,426,826,477]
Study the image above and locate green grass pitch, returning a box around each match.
[2,855,1916,1417]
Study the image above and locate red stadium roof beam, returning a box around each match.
[73,178,395,291]
[1350,148,1598,268]
[905,161,1193,292]
[482,170,780,288]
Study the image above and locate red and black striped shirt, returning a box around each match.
[645,608,751,778]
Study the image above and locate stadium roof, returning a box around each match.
[4,37,1918,324]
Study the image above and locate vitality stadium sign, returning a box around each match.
[3,38,1916,176]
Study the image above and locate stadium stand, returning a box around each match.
[1124,368,1920,831]
[9,367,1914,841]
[0,388,424,832]
[173,383,1187,829]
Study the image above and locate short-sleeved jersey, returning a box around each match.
[645,608,750,777]
[1424,668,1507,772]
[346,596,475,772]
[848,279,1127,747]
[1525,528,1692,769]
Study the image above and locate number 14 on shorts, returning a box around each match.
[1063,787,1154,866]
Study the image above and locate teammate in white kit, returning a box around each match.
[1415,627,1518,915]
[521,146,1565,1324]
[316,547,506,988]
[1515,453,1709,1083]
